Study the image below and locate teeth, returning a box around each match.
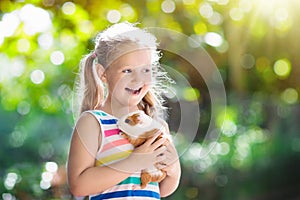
[125,87,142,94]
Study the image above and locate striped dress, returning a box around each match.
[86,110,161,200]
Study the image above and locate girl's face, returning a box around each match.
[104,49,153,109]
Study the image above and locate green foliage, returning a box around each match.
[1,0,300,199]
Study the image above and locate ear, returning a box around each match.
[95,64,107,83]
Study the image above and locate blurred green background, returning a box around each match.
[1,0,300,199]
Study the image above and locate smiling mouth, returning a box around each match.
[125,87,142,95]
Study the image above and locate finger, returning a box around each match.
[155,154,166,164]
[144,129,162,146]
[155,162,167,170]
[151,137,167,151]
[154,145,167,156]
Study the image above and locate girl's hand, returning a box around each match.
[127,133,167,171]
[155,141,179,177]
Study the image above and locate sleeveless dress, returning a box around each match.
[86,110,161,200]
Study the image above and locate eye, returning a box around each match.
[142,68,151,73]
[122,69,132,73]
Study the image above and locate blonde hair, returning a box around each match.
[75,22,172,119]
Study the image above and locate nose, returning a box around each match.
[132,69,151,83]
[132,71,144,83]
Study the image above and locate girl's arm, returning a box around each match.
[157,120,181,197]
[67,113,167,197]
[158,143,181,197]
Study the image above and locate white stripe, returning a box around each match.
[90,184,160,199]
[102,123,118,130]
[104,134,125,142]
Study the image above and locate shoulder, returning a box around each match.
[75,112,101,136]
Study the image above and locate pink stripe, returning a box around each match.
[102,139,130,152]
[104,128,120,137]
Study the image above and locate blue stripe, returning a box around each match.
[92,111,107,116]
[91,190,160,200]
[100,119,117,124]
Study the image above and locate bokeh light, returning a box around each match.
[9,129,27,148]
[2,193,16,200]
[50,51,65,65]
[45,162,58,173]
[221,120,237,137]
[281,88,298,104]
[241,54,255,69]
[30,69,45,84]
[0,11,20,39]
[4,173,20,190]
[208,12,223,25]
[120,4,135,20]
[107,10,121,23]
[229,8,244,21]
[183,87,200,101]
[19,4,52,35]
[161,0,176,13]
[273,58,291,79]
[193,22,207,35]
[17,39,30,53]
[199,3,213,18]
[38,32,53,49]
[204,32,223,47]
[62,2,76,15]
[17,101,31,115]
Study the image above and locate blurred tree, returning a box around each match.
[0,0,300,199]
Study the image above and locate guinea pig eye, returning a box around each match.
[125,119,131,123]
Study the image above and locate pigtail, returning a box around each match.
[138,90,166,119]
[80,53,105,113]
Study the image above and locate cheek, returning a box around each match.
[108,75,127,89]
[143,73,152,84]
[143,84,151,93]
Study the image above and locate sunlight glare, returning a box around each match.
[0,11,20,38]
[19,4,52,35]
[183,0,195,5]
[252,0,296,25]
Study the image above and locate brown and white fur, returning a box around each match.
[119,113,167,189]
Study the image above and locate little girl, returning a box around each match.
[67,22,181,199]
